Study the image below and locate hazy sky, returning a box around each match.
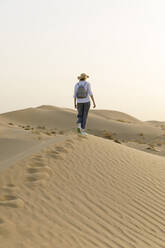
[0,0,165,120]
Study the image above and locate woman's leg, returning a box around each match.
[82,102,90,129]
[77,103,84,128]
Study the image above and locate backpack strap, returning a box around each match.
[84,81,87,88]
[77,81,87,89]
[85,82,88,92]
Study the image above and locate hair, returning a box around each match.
[80,78,86,81]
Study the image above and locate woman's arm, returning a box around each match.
[74,98,77,109]
[88,83,96,108]
[73,85,77,108]
[90,95,96,108]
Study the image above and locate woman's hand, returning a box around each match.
[90,95,96,109]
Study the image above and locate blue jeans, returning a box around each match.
[77,102,90,129]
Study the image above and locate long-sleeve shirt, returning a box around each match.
[73,81,93,103]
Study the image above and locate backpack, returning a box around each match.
[76,82,88,98]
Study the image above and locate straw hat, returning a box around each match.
[77,73,89,80]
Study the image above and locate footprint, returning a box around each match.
[55,146,68,153]
[0,218,15,238]
[47,150,60,155]
[51,150,60,154]
[25,156,51,187]
[0,218,4,224]
[6,184,15,188]
[66,139,74,144]
[0,218,9,237]
[26,172,49,181]
[25,177,47,186]
[30,155,45,166]
[25,169,50,187]
[65,142,74,149]
[0,184,17,194]
[31,155,44,162]
[28,161,45,168]
[46,151,63,159]
[27,166,52,175]
[0,195,24,208]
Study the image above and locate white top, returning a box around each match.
[73,81,93,103]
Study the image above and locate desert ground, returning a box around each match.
[1,105,165,248]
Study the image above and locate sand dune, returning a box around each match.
[1,106,165,247]
[1,106,75,130]
[0,134,165,247]
[1,105,164,143]
[1,105,165,158]
[90,109,141,123]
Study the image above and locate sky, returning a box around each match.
[0,0,165,121]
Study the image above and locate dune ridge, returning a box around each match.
[0,134,165,247]
[1,105,163,143]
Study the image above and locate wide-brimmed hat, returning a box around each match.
[77,73,89,80]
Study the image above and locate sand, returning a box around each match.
[1,106,165,248]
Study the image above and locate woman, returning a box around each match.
[73,73,96,136]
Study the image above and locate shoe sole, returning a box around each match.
[81,132,88,136]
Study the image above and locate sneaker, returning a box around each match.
[77,123,81,133]
[81,130,88,136]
